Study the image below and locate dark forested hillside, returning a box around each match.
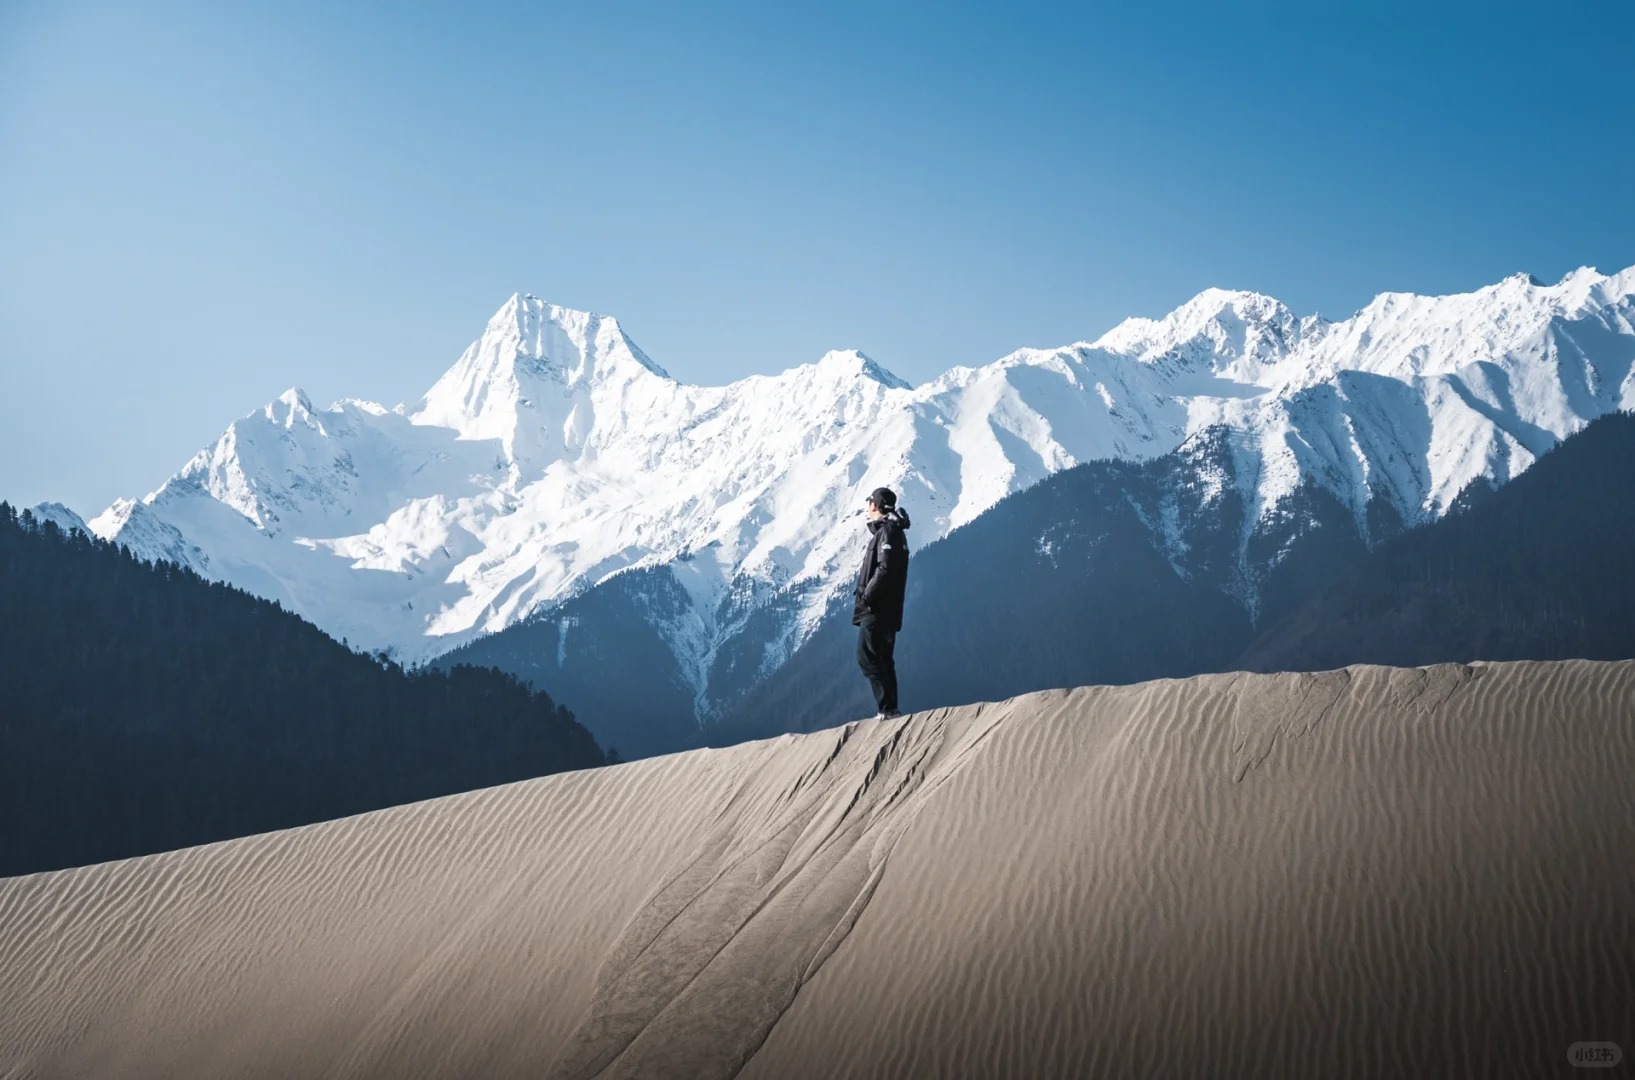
[0,505,605,877]
[438,557,835,760]
[435,564,701,760]
[1239,409,1635,671]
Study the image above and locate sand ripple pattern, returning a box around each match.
[3,660,1633,1079]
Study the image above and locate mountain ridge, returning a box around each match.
[85,266,1635,724]
[698,409,1634,754]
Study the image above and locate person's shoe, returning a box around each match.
[878,709,903,721]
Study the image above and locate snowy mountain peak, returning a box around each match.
[1482,268,1612,302]
[1475,266,1622,304]
[1182,286,1287,317]
[264,387,318,428]
[88,496,143,538]
[29,502,90,536]
[1290,264,1635,391]
[1097,288,1298,347]
[810,349,912,390]
[475,294,671,382]
[410,294,675,457]
[1559,265,1605,289]
[1092,286,1310,380]
[87,496,208,570]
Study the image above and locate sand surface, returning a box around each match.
[3,660,1633,1078]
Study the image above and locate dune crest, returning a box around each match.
[4,661,1633,1078]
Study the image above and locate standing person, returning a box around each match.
[853,486,911,720]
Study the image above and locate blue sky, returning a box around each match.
[4,0,1633,515]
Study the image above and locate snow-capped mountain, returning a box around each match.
[89,267,1635,717]
[28,502,91,537]
[708,408,1635,752]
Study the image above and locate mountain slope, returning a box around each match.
[87,267,1635,727]
[704,425,1368,746]
[0,504,604,877]
[714,410,1635,749]
[436,564,704,758]
[1239,408,1635,671]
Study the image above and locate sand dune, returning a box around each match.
[3,660,1633,1078]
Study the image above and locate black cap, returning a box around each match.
[867,486,897,510]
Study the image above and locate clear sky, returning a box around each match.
[4,0,1633,516]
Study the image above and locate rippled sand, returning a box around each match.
[3,660,1632,1078]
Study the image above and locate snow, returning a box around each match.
[85,266,1635,715]
[28,502,91,536]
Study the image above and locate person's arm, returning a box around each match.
[862,526,904,602]
[861,532,887,603]
[886,525,908,584]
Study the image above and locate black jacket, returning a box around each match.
[852,508,911,631]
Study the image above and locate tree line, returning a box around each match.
[0,504,607,877]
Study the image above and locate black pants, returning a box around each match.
[856,614,899,714]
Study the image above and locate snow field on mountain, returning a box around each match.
[85,269,1635,711]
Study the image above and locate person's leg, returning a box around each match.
[855,616,888,714]
[877,627,898,714]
